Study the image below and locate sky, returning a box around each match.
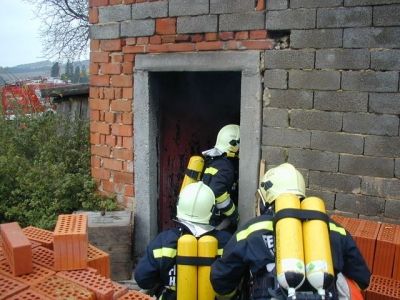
[0,0,44,67]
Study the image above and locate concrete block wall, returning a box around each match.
[263,0,400,223]
[89,0,400,224]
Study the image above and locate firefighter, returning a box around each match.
[202,124,240,233]
[210,163,371,299]
[134,182,231,300]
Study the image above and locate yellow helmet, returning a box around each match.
[176,182,215,224]
[215,124,240,157]
[258,163,305,205]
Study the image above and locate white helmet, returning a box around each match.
[176,182,215,224]
[258,163,305,205]
[215,124,240,157]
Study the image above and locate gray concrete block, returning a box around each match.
[262,127,311,148]
[289,70,341,90]
[345,0,400,6]
[264,70,287,89]
[335,193,359,214]
[315,49,369,70]
[306,189,335,210]
[344,27,400,49]
[219,12,265,31]
[261,146,287,165]
[210,0,255,13]
[369,93,400,115]
[263,108,289,127]
[384,199,400,219]
[339,154,394,177]
[290,109,342,131]
[265,50,315,69]
[266,0,288,10]
[121,20,155,37]
[362,176,400,199]
[396,159,400,178]
[266,9,316,30]
[177,15,218,33]
[291,29,342,48]
[310,171,361,193]
[371,50,400,71]
[317,7,372,28]
[132,1,168,19]
[342,71,399,92]
[374,5,400,26]
[343,112,399,136]
[311,131,364,154]
[90,24,120,40]
[365,136,400,157]
[169,0,209,16]
[99,5,131,23]
[267,89,313,109]
[314,91,368,112]
[288,148,339,172]
[291,0,342,7]
[359,196,385,216]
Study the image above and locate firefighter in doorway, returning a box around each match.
[134,182,231,300]
[210,163,370,299]
[202,124,240,234]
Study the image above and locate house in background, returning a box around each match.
[88,0,400,258]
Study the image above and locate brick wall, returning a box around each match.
[89,0,400,224]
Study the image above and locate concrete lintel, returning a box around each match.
[135,51,261,74]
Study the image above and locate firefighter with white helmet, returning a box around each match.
[134,182,231,299]
[202,124,240,233]
[210,163,370,299]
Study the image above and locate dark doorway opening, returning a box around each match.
[149,71,241,231]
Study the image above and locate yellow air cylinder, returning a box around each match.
[275,194,305,298]
[177,234,198,300]
[301,197,334,298]
[180,156,205,193]
[198,235,218,300]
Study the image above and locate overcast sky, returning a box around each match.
[0,0,44,67]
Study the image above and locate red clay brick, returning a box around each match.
[32,275,95,300]
[156,18,176,35]
[196,41,224,51]
[111,75,132,87]
[92,168,111,180]
[91,145,111,157]
[1,222,33,276]
[91,121,111,135]
[366,275,400,300]
[117,290,153,299]
[190,34,204,43]
[53,214,88,271]
[235,31,249,40]
[393,225,400,280]
[89,7,99,24]
[111,124,133,136]
[354,220,380,272]
[167,43,195,52]
[103,158,124,171]
[219,32,234,41]
[123,45,146,54]
[112,281,128,299]
[0,261,54,286]
[91,52,110,63]
[240,40,273,50]
[111,99,132,112]
[57,269,114,300]
[101,39,123,51]
[90,75,110,87]
[113,171,134,184]
[160,35,176,44]
[136,37,149,45]
[32,246,55,271]
[0,273,29,300]
[205,32,218,41]
[90,0,109,7]
[149,35,162,44]
[101,63,122,75]
[249,30,268,39]
[87,244,110,278]
[373,223,400,277]
[22,227,53,250]
[8,289,52,300]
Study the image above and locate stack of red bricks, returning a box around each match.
[331,215,400,300]
[0,214,151,300]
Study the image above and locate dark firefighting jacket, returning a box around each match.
[210,212,371,300]
[202,155,239,230]
[134,225,231,300]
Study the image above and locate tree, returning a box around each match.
[24,0,89,61]
[50,62,60,77]
[80,65,89,83]
[73,65,80,83]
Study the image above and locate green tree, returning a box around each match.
[73,65,81,83]
[80,65,89,83]
[50,62,60,77]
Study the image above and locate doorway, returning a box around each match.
[133,51,262,257]
[151,71,241,230]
